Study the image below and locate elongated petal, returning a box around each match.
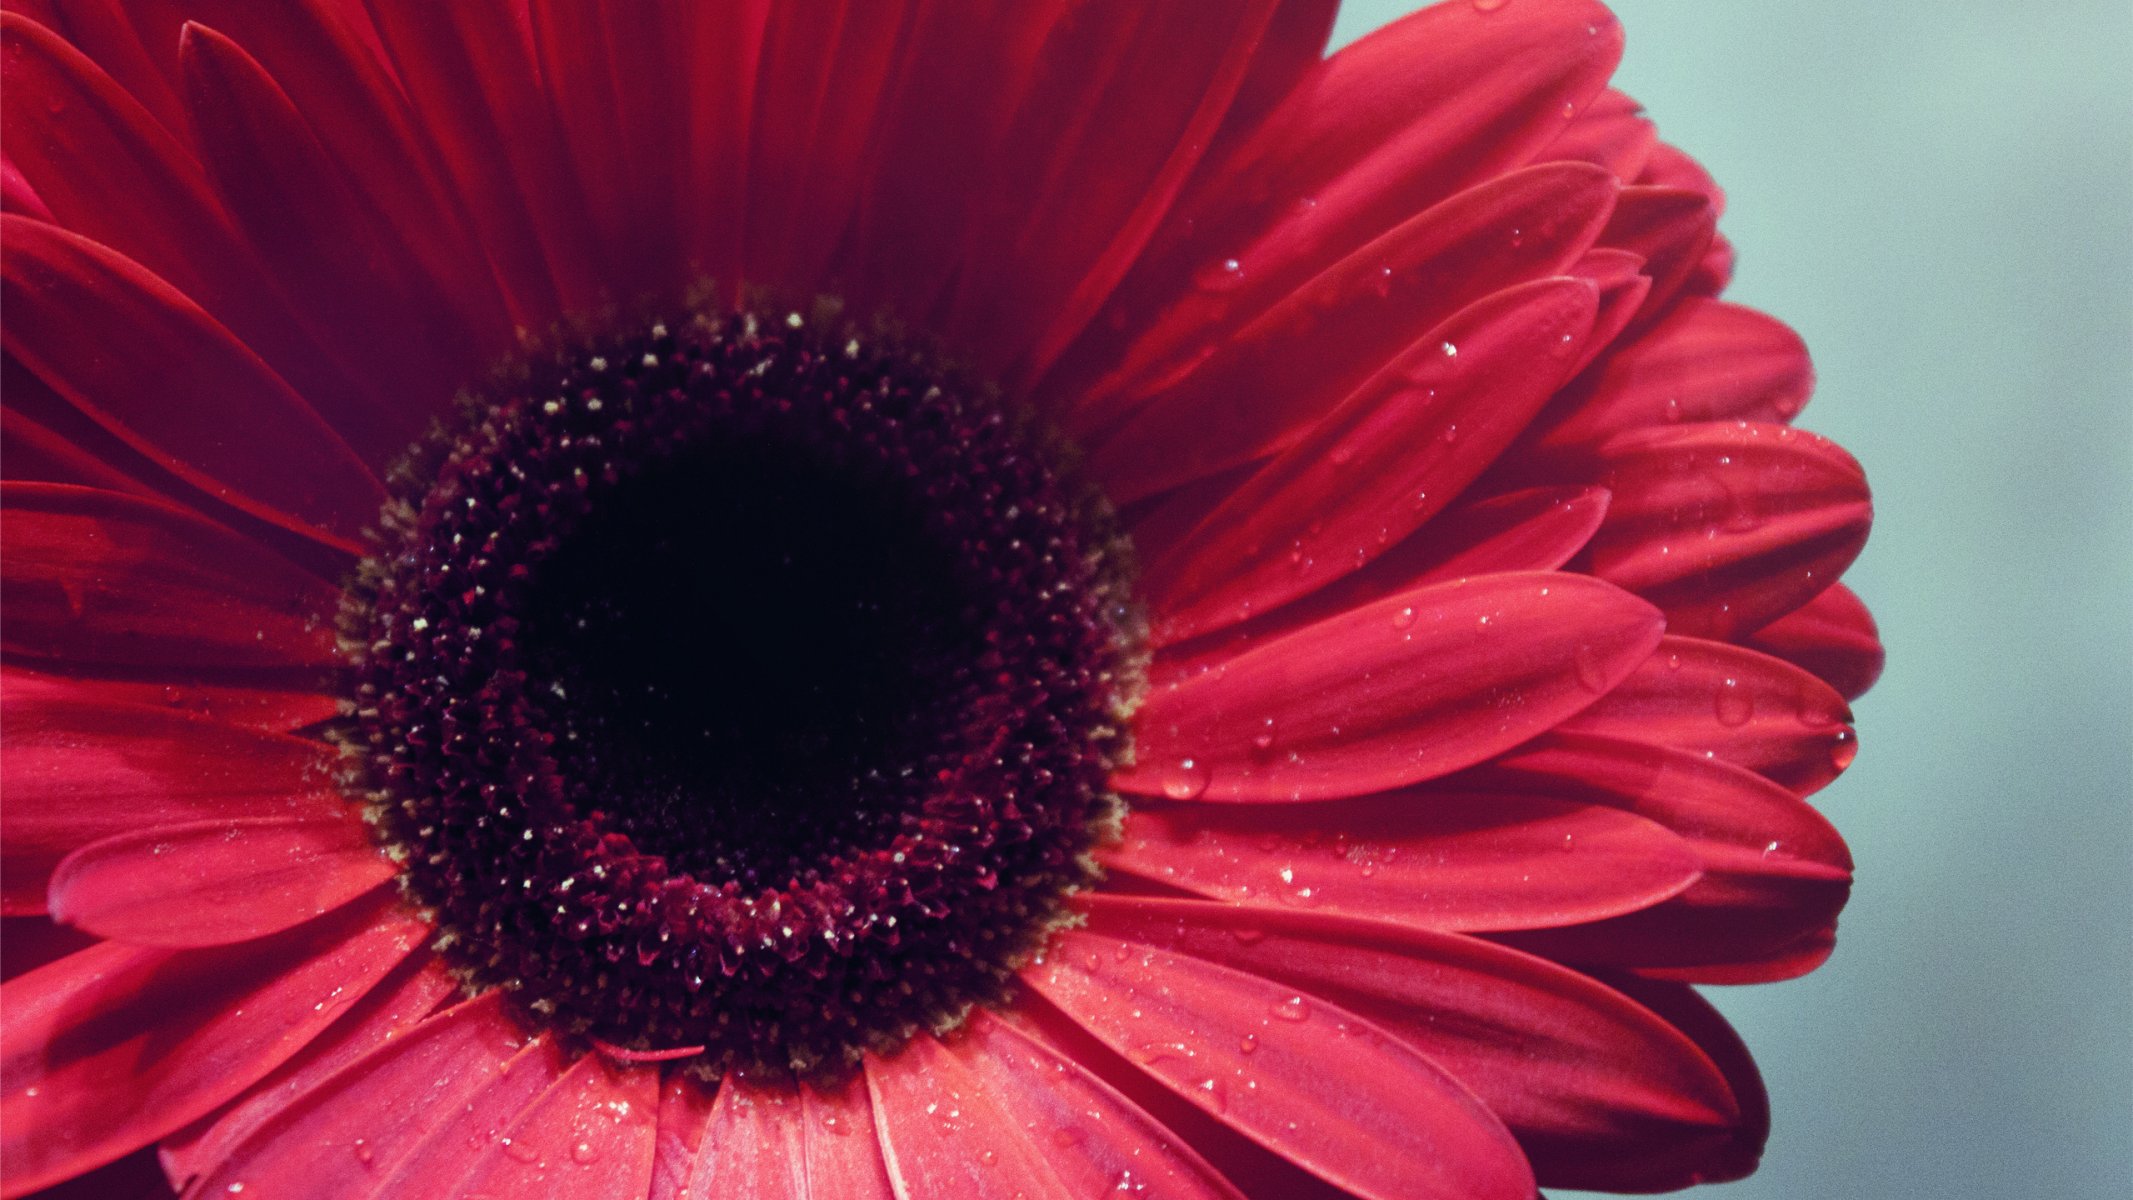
[1100,787,1697,931]
[1530,298,1813,456]
[1593,184,1714,330]
[1024,929,1533,1200]
[1079,166,1614,483]
[683,1072,893,1200]
[1586,422,1871,640]
[1,696,342,914]
[869,1037,1083,1200]
[1562,635,1857,794]
[0,218,383,550]
[1139,278,1598,639]
[1080,895,1747,1188]
[0,483,337,670]
[1543,88,1656,179]
[1051,0,1621,416]
[0,894,423,1195]
[1482,733,1853,980]
[1117,573,1663,802]
[429,1052,660,1200]
[1746,583,1885,700]
[183,992,546,1199]
[951,1012,1245,1200]
[0,665,337,734]
[1152,486,1610,677]
[647,1074,719,1200]
[48,815,393,947]
[159,955,461,1186]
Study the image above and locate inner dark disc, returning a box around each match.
[340,307,1139,1074]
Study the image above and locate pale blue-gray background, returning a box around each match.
[1330,3,2133,1196]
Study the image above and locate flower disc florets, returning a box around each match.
[340,301,1140,1075]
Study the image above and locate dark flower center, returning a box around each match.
[340,304,1139,1075]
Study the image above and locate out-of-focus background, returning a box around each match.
[1331,3,2133,1196]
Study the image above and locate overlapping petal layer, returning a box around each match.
[0,1,1873,1197]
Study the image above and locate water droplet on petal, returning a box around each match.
[1161,758,1211,801]
[1194,257,1247,293]
[1572,644,1613,694]
[1714,677,1755,727]
[1270,994,1310,1022]
[1392,606,1417,630]
[1829,728,1859,771]
[571,1141,599,1165]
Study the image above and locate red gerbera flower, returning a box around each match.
[0,1,1881,1198]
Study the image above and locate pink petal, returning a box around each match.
[0,217,383,552]
[1024,928,1533,1200]
[0,483,338,670]
[1117,573,1663,803]
[1050,0,1622,419]
[1077,166,1616,493]
[1745,583,1885,700]
[1530,298,1814,456]
[354,1038,573,1199]
[1138,278,1599,641]
[0,665,338,734]
[685,1072,895,1200]
[1543,88,1657,179]
[1593,184,1714,331]
[0,894,425,1194]
[433,1052,661,1200]
[48,815,394,947]
[1482,733,1853,981]
[182,992,547,1199]
[1080,895,1748,1188]
[647,1073,719,1200]
[1151,486,1610,678]
[159,955,461,1186]
[1585,422,1872,640]
[951,1011,1246,1199]
[1,695,342,915]
[1562,635,1857,794]
[1099,785,1698,931]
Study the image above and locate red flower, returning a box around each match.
[0,2,1881,1198]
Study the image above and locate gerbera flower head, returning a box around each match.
[0,2,1879,1198]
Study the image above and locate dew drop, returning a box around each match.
[1270,994,1310,1022]
[1714,677,1755,727]
[1439,340,1459,358]
[1194,257,1247,293]
[571,1141,599,1165]
[1829,728,1859,771]
[353,1139,375,1166]
[1161,758,1211,801]
[1371,265,1395,298]
[1572,643,1612,694]
[1392,606,1417,630]
[501,1136,541,1164]
[1238,1033,1258,1054]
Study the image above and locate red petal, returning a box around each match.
[1,695,342,915]
[353,1039,573,1199]
[1079,895,1748,1189]
[1585,422,1872,640]
[1594,184,1715,331]
[1562,635,1857,795]
[176,20,468,456]
[1024,928,1533,1200]
[1746,583,1885,700]
[0,483,338,670]
[1072,164,1616,474]
[363,0,596,323]
[1202,0,1341,160]
[951,1011,1245,1199]
[1117,573,1663,803]
[1052,0,1621,416]
[0,894,424,1195]
[181,992,545,1199]
[47,815,393,947]
[949,1,1289,377]
[1482,733,1853,980]
[1543,88,1656,179]
[1100,786,1697,931]
[436,1052,660,1199]
[742,2,909,295]
[0,665,338,734]
[838,2,1075,328]
[1151,486,1610,677]
[1530,298,1814,456]
[1138,278,1599,640]
[158,954,461,1186]
[0,218,383,551]
[685,1072,893,1200]
[674,1,768,286]
[1574,972,1769,1188]
[11,0,187,142]
[0,15,386,439]
[646,1073,718,1200]
[1,154,52,219]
